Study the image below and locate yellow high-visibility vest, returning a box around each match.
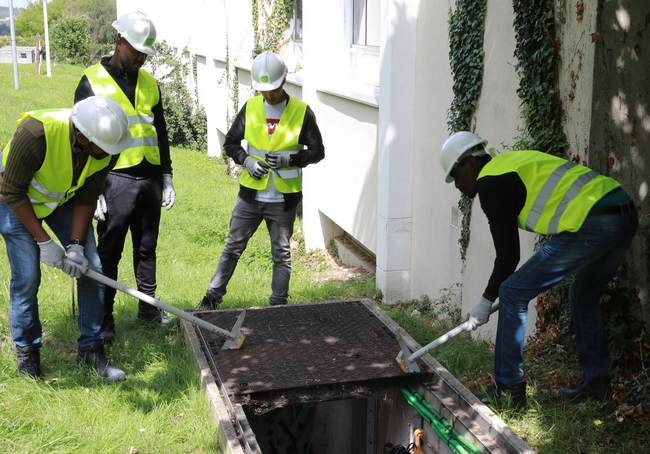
[1,109,112,219]
[83,63,160,170]
[478,150,621,234]
[240,95,307,193]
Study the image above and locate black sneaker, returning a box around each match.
[137,301,172,325]
[77,344,126,382]
[475,380,527,409]
[560,376,610,403]
[197,290,222,310]
[16,346,41,378]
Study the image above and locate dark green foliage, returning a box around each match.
[512,0,567,155]
[51,16,91,66]
[447,0,487,262]
[15,0,116,64]
[148,42,207,152]
[447,0,487,133]
[252,0,295,57]
[15,1,67,38]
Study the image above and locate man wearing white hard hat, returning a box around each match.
[75,11,174,342]
[199,51,324,309]
[0,96,131,382]
[440,131,637,406]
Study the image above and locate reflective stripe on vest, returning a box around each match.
[30,177,68,200]
[2,109,112,218]
[127,114,154,127]
[241,95,307,193]
[83,63,160,170]
[478,150,621,234]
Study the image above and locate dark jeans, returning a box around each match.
[207,197,297,305]
[97,172,162,322]
[495,207,638,386]
[0,201,104,349]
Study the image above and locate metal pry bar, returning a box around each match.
[85,269,246,350]
[396,303,499,373]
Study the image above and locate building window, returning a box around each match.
[352,0,380,47]
[293,0,303,42]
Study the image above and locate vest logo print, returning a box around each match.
[267,119,279,135]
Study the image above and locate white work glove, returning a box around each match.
[244,156,270,179]
[162,174,176,210]
[37,239,65,268]
[265,153,291,170]
[465,297,493,330]
[62,244,89,278]
[94,194,107,221]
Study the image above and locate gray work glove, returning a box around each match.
[37,239,65,268]
[244,156,269,179]
[265,153,291,169]
[465,296,493,330]
[94,194,107,222]
[162,173,176,210]
[62,243,89,278]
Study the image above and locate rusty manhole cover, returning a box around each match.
[193,301,430,400]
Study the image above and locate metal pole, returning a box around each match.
[85,269,241,340]
[43,0,52,77]
[8,0,20,90]
[407,303,499,362]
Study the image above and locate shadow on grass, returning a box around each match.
[18,303,201,412]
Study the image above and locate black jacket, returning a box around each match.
[477,172,526,301]
[224,95,325,209]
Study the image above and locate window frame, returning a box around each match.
[351,0,380,50]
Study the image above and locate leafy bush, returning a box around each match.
[51,16,91,65]
[15,0,116,63]
[147,41,207,152]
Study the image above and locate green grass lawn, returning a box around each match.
[0,63,85,149]
[1,63,648,453]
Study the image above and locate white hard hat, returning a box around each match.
[71,96,130,156]
[251,51,288,91]
[440,131,488,183]
[112,11,156,55]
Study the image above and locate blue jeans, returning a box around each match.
[495,208,638,385]
[0,201,104,349]
[207,197,297,305]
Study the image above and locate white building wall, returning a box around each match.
[409,0,462,303]
[301,0,379,253]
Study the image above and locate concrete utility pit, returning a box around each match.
[183,300,534,454]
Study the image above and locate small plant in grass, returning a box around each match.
[396,284,462,325]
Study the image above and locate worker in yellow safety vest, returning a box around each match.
[0,96,131,382]
[198,51,324,308]
[75,11,175,343]
[440,131,638,407]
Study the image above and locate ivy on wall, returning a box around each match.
[252,0,295,57]
[447,0,487,262]
[512,0,567,156]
